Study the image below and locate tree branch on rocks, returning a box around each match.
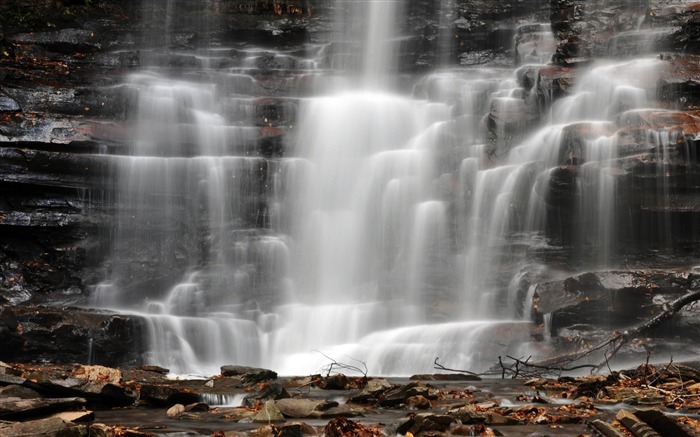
[433,357,482,377]
[521,289,700,375]
[313,350,368,378]
[496,355,596,379]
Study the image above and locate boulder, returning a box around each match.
[138,384,199,407]
[166,403,185,417]
[348,378,391,403]
[221,365,277,384]
[392,412,455,435]
[0,306,145,368]
[378,382,433,408]
[243,382,290,407]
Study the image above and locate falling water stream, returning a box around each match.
[94,0,694,375]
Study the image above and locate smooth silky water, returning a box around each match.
[93,0,691,376]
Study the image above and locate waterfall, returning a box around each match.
[93,1,693,376]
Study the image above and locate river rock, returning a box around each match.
[0,385,41,399]
[252,400,285,423]
[166,403,185,417]
[392,412,455,435]
[275,398,338,418]
[324,417,382,437]
[317,374,350,390]
[138,384,199,407]
[220,365,277,385]
[348,378,391,403]
[378,382,433,407]
[0,396,86,420]
[243,382,290,407]
[0,416,86,437]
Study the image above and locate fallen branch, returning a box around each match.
[313,350,368,378]
[590,290,700,372]
[496,355,596,379]
[433,358,481,377]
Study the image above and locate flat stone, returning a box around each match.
[252,400,284,423]
[0,416,85,437]
[51,410,95,423]
[0,385,41,400]
[220,365,277,385]
[0,397,87,420]
[275,398,337,418]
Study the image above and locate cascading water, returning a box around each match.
[95,0,696,375]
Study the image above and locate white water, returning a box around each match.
[95,1,689,376]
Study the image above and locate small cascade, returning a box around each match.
[199,393,247,408]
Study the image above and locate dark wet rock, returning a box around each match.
[0,384,41,399]
[134,365,169,375]
[486,96,540,154]
[324,417,383,437]
[537,66,577,104]
[221,365,277,385]
[0,92,21,113]
[0,396,86,420]
[185,402,209,412]
[534,270,700,337]
[28,377,136,408]
[10,28,103,52]
[138,384,199,407]
[0,306,145,368]
[243,382,290,407]
[310,404,367,419]
[0,415,87,437]
[272,422,305,437]
[348,378,391,403]
[378,382,434,408]
[275,398,338,418]
[392,412,456,435]
[317,373,352,390]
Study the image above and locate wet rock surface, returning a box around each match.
[0,0,698,398]
[2,362,700,436]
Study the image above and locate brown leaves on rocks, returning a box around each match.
[324,417,384,437]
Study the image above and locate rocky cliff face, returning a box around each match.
[0,0,699,367]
